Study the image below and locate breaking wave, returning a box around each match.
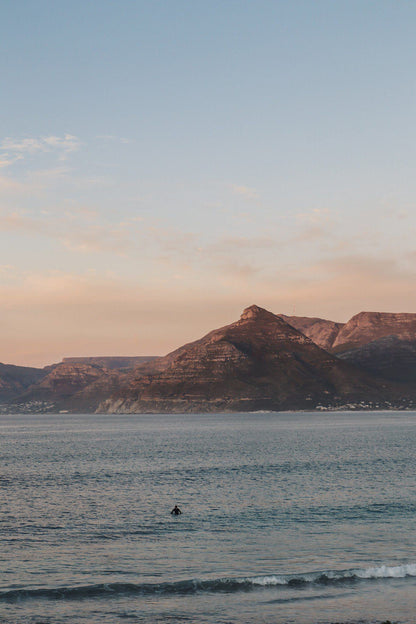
[1,563,415,603]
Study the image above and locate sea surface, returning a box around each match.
[1,411,416,624]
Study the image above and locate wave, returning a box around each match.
[1,563,415,603]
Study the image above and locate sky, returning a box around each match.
[1,0,416,367]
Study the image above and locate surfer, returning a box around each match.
[171,505,182,515]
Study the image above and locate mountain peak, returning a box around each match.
[239,304,277,322]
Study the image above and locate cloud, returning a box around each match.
[62,224,134,254]
[0,174,27,194]
[0,134,82,161]
[294,223,332,243]
[0,212,45,235]
[1,138,45,154]
[384,209,410,221]
[26,166,70,184]
[0,168,73,201]
[272,253,416,317]
[232,185,259,200]
[0,264,16,280]
[186,235,279,284]
[132,220,198,261]
[317,254,406,280]
[0,208,198,259]
[207,235,276,253]
[42,135,81,153]
[296,208,332,223]
[0,209,133,255]
[96,135,132,144]
[0,204,194,259]
[293,208,335,243]
[0,154,23,168]
[214,260,261,280]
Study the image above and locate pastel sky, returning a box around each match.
[2,0,416,366]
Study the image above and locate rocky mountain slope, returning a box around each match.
[4,306,416,414]
[62,356,158,370]
[2,356,159,412]
[98,305,398,414]
[331,312,416,353]
[339,336,416,383]
[0,363,47,401]
[279,314,344,350]
[327,311,416,385]
[9,361,124,412]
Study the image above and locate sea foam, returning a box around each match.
[1,563,415,603]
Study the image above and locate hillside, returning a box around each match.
[332,312,416,353]
[4,306,416,413]
[62,356,158,370]
[99,305,398,413]
[279,314,344,350]
[0,363,47,401]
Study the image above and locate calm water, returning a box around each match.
[1,411,416,624]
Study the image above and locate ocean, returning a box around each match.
[1,411,416,624]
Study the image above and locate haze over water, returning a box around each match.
[1,411,416,623]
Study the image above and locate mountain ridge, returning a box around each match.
[98,305,401,414]
[2,305,416,413]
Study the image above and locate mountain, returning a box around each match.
[331,312,416,353]
[62,356,158,370]
[10,361,123,412]
[278,314,344,350]
[0,363,47,401]
[284,311,416,387]
[280,311,416,355]
[99,305,397,414]
[339,336,416,383]
[4,306,416,414]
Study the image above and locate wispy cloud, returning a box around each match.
[96,135,132,144]
[317,254,405,279]
[296,208,332,225]
[1,138,45,154]
[232,185,259,200]
[0,168,72,201]
[383,207,411,221]
[208,235,275,252]
[293,208,334,243]
[215,260,260,280]
[0,175,27,194]
[0,134,82,162]
[0,154,23,168]
[62,223,134,254]
[138,221,198,259]
[0,209,133,255]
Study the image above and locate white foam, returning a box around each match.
[355,563,416,579]
[249,575,286,586]
[246,563,416,587]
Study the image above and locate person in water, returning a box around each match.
[171,505,182,515]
